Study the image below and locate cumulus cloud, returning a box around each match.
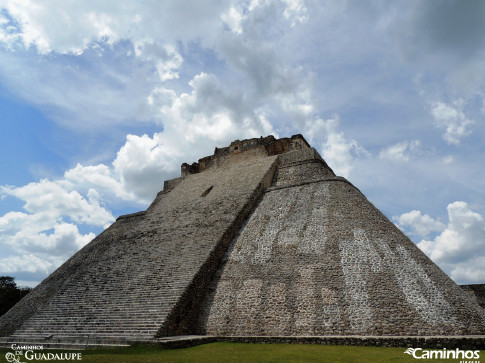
[0,179,113,282]
[0,1,230,55]
[64,163,135,202]
[221,6,244,35]
[429,101,474,145]
[449,257,485,284]
[0,254,53,276]
[156,72,275,139]
[1,180,113,226]
[219,0,308,37]
[417,202,485,283]
[0,1,231,130]
[0,0,317,134]
[134,42,183,82]
[314,117,368,178]
[379,140,420,162]
[0,0,322,141]
[112,133,176,202]
[393,210,445,237]
[282,0,308,27]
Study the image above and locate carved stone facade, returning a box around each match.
[0,134,484,343]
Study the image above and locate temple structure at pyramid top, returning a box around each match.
[1,134,484,345]
[181,134,310,175]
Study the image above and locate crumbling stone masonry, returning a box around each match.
[0,134,484,343]
[460,284,485,309]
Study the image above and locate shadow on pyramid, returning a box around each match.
[1,135,484,346]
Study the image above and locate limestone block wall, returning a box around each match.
[0,153,278,339]
[461,284,485,309]
[198,157,485,336]
[271,148,334,188]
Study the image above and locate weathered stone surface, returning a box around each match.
[460,284,485,309]
[197,146,485,337]
[0,134,484,343]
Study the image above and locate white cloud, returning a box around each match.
[282,0,308,27]
[221,6,244,34]
[0,254,53,275]
[1,179,113,226]
[0,1,123,54]
[449,257,485,283]
[442,155,454,164]
[158,72,275,138]
[279,86,315,126]
[393,209,445,237]
[0,0,321,137]
[134,42,183,81]
[0,1,232,130]
[417,201,485,283]
[220,0,308,36]
[316,117,367,178]
[0,1,230,55]
[64,163,135,202]
[379,140,420,162]
[0,179,113,283]
[429,101,474,145]
[112,133,177,202]
[6,221,95,254]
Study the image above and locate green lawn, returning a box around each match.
[3,343,480,363]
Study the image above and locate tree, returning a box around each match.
[0,276,31,317]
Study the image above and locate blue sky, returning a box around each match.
[0,0,484,287]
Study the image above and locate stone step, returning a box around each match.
[2,336,137,342]
[12,327,158,336]
[23,317,164,322]
[25,313,164,316]
[17,325,161,331]
[18,322,161,328]
[16,321,162,327]
[12,331,157,336]
[22,315,165,321]
[11,328,159,336]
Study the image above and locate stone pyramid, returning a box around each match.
[1,134,484,343]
